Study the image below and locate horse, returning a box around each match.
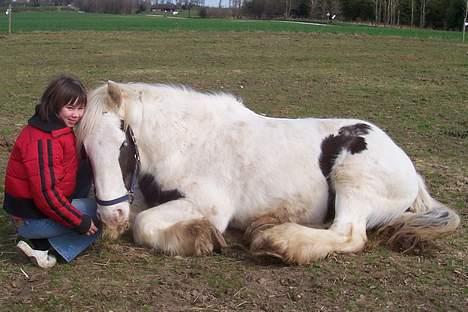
[76,81,460,265]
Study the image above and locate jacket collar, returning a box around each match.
[28,106,73,136]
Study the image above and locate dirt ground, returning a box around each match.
[1,229,466,311]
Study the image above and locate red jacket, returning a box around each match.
[3,113,91,234]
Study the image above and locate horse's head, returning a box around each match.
[77,81,143,239]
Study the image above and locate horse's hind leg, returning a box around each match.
[248,198,370,264]
[133,199,227,256]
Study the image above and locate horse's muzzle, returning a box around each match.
[101,222,130,240]
[97,203,130,230]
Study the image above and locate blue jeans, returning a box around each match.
[16,198,100,262]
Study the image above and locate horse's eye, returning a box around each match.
[103,111,108,115]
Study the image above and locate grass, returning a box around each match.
[0,10,465,42]
[0,26,467,311]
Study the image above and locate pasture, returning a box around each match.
[0,12,467,311]
[0,10,465,41]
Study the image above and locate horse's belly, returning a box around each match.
[229,183,329,230]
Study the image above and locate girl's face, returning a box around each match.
[58,98,85,128]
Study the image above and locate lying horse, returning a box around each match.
[76,81,460,264]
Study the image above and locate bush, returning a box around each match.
[199,8,235,18]
[199,7,208,18]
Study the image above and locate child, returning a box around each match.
[3,74,99,268]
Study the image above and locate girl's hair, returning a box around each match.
[38,74,87,121]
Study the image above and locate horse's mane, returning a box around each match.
[75,84,107,148]
[76,82,246,148]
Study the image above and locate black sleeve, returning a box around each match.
[76,214,92,234]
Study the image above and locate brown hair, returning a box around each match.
[38,74,87,121]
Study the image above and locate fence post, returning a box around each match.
[462,0,468,43]
[464,0,468,43]
[8,3,12,34]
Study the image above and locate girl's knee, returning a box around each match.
[71,198,97,216]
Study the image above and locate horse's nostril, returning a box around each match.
[117,208,124,218]
[96,211,102,220]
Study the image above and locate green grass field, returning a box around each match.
[0,12,467,311]
[0,10,465,41]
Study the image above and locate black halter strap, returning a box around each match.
[95,120,140,206]
[96,194,130,206]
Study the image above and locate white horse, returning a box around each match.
[76,81,460,265]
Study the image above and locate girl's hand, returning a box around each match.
[86,220,98,236]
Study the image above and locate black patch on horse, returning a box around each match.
[118,135,183,207]
[319,135,367,178]
[119,141,136,190]
[338,123,372,136]
[138,173,184,207]
[318,123,372,223]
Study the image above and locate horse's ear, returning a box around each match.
[107,80,122,108]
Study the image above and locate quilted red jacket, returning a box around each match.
[3,113,91,234]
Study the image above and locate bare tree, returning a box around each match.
[285,0,292,18]
[420,0,427,27]
[373,0,400,26]
[231,0,242,17]
[410,0,414,27]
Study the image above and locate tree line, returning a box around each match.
[72,0,142,14]
[241,0,466,30]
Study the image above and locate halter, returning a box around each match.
[95,120,140,206]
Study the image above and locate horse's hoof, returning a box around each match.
[161,218,226,256]
[193,219,227,256]
[248,223,331,265]
[243,214,284,243]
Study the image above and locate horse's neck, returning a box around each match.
[138,89,244,153]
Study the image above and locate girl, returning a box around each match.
[3,74,99,268]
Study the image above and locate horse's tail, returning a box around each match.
[380,174,460,251]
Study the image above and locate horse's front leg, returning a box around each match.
[133,199,227,256]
